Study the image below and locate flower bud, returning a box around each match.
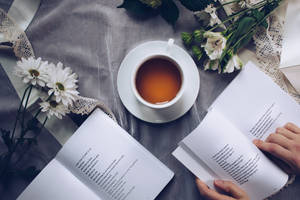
[193,29,205,43]
[181,32,193,46]
[192,45,203,61]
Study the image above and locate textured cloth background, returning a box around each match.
[0,0,299,199]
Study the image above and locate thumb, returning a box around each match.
[214,180,246,199]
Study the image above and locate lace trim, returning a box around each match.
[0,8,34,58]
[70,96,116,121]
[253,14,300,104]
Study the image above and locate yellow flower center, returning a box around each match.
[49,100,58,108]
[29,69,40,77]
[56,82,65,91]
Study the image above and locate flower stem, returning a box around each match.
[11,85,31,140]
[21,85,33,131]
[229,8,275,52]
[218,1,279,70]
[46,92,54,101]
[33,108,42,119]
[208,0,268,32]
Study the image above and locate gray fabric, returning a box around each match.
[0,0,300,199]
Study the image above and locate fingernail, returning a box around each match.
[253,139,259,145]
[214,180,223,186]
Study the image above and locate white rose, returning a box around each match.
[202,32,227,60]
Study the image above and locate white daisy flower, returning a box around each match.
[202,32,227,60]
[40,99,69,119]
[14,57,48,87]
[223,55,243,73]
[46,62,79,106]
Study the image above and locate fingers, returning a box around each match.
[265,133,292,150]
[270,155,293,174]
[253,139,293,164]
[214,180,247,199]
[196,179,232,200]
[284,123,300,134]
[275,127,296,140]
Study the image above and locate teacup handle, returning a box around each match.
[166,38,174,54]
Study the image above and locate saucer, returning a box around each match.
[117,40,200,123]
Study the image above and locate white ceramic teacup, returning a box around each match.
[131,39,186,109]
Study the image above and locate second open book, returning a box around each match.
[173,62,300,200]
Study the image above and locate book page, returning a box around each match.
[56,109,174,200]
[211,62,300,141]
[17,159,101,200]
[172,143,219,187]
[181,109,288,200]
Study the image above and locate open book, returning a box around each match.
[173,62,300,200]
[18,109,174,200]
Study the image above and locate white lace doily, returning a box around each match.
[0,8,34,59]
[0,8,116,120]
[253,14,300,104]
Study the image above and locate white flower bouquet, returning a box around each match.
[14,57,79,118]
[182,0,282,73]
[0,57,79,180]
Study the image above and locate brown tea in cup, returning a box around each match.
[135,57,182,104]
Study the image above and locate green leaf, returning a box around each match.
[233,30,256,53]
[251,9,268,29]
[159,0,179,25]
[228,17,256,47]
[118,0,157,18]
[236,17,256,38]
[1,129,12,150]
[179,0,213,11]
[0,154,6,171]
[252,9,265,21]
[261,20,268,29]
[264,1,279,13]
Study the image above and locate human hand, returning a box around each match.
[253,122,300,175]
[196,179,249,200]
